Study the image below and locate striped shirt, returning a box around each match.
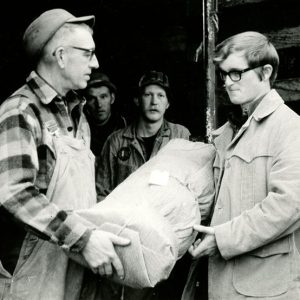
[0,71,91,259]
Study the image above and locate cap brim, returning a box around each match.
[139,80,169,90]
[88,79,117,92]
[67,15,95,28]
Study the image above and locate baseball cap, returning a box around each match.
[138,70,170,90]
[23,8,95,59]
[87,72,117,92]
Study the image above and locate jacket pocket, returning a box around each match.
[233,238,291,297]
[229,150,271,211]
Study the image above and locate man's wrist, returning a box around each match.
[69,228,93,253]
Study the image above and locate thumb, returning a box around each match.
[193,224,215,235]
[110,234,131,246]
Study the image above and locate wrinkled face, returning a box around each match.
[62,26,99,91]
[138,84,169,123]
[85,86,115,124]
[219,52,265,107]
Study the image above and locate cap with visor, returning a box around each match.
[23,8,95,59]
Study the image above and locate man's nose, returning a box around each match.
[151,95,159,104]
[90,54,99,69]
[224,74,234,86]
[96,99,103,107]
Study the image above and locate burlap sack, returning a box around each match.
[71,139,215,288]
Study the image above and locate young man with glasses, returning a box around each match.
[183,31,300,299]
[0,9,129,299]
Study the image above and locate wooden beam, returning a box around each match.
[264,26,300,49]
[204,0,218,142]
[274,78,300,102]
[217,78,300,105]
[219,0,268,8]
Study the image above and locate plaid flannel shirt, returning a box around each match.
[0,71,92,252]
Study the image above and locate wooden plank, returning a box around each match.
[216,78,300,104]
[219,0,268,8]
[264,26,300,49]
[274,78,300,102]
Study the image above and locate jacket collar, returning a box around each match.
[252,89,284,122]
[212,89,284,149]
[122,119,170,140]
[212,122,234,152]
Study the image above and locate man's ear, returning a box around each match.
[262,64,273,81]
[133,97,139,107]
[111,93,115,104]
[53,47,66,69]
[166,99,170,110]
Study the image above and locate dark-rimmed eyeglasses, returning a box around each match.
[69,46,96,61]
[219,65,262,82]
[53,46,96,61]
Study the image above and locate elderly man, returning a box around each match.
[184,31,300,299]
[0,8,129,300]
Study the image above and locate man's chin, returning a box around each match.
[144,116,162,123]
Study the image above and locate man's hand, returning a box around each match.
[188,224,218,259]
[82,230,130,279]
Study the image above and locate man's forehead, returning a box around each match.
[88,85,111,94]
[66,26,94,45]
[143,84,166,92]
[219,52,248,70]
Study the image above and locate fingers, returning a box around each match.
[82,230,130,279]
[110,234,131,247]
[193,224,215,235]
[98,263,113,277]
[97,257,124,279]
[189,242,206,258]
[111,252,125,279]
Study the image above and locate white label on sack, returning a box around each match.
[149,170,169,186]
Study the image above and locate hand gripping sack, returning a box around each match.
[70,139,215,288]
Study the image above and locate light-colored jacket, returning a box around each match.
[209,89,300,299]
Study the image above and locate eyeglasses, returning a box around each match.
[53,46,96,61]
[69,46,96,61]
[219,65,262,82]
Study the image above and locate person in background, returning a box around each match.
[96,70,190,200]
[183,31,300,299]
[95,70,191,300]
[0,8,129,300]
[83,71,127,160]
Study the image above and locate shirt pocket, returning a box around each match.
[233,237,291,297]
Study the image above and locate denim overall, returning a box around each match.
[0,96,97,300]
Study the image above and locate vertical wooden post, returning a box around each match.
[203,0,218,142]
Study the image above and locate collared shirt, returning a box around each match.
[96,120,190,200]
[0,71,91,268]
